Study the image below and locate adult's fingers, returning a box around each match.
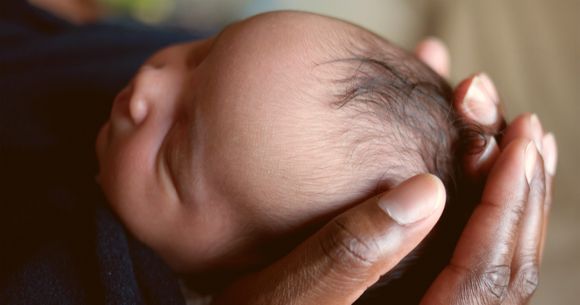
[505,145,546,304]
[454,73,501,126]
[541,133,558,178]
[539,133,557,260]
[420,138,535,305]
[500,113,543,152]
[453,73,503,177]
[212,175,446,305]
[415,37,450,78]
[500,114,558,262]
[417,40,506,178]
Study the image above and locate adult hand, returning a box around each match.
[416,37,558,305]
[212,38,557,305]
[212,174,447,305]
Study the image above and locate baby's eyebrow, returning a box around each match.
[208,21,239,45]
[186,40,213,69]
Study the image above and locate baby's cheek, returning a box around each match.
[99,138,161,236]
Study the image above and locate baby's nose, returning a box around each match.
[126,67,163,125]
[128,62,183,124]
[127,43,188,125]
[129,93,148,125]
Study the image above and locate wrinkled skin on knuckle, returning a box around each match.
[319,218,382,270]
[481,265,511,302]
[452,264,511,305]
[512,263,540,302]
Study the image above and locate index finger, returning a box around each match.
[421,138,535,304]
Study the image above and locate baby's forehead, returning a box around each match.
[201,13,363,117]
[211,12,395,108]
[226,11,353,44]
[195,11,438,189]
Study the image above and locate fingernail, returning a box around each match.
[478,73,500,104]
[378,175,445,225]
[476,136,499,167]
[463,76,498,125]
[529,114,544,154]
[542,133,557,175]
[424,36,445,46]
[525,141,538,185]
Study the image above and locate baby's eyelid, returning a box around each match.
[158,127,184,203]
[185,39,214,69]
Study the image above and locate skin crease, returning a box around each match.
[96,11,417,276]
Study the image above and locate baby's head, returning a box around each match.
[96,11,477,295]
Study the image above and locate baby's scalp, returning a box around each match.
[214,11,484,294]
[231,11,486,297]
[229,10,465,199]
[97,11,485,295]
[303,13,460,193]
[300,14,490,301]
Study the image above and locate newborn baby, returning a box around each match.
[96,11,480,303]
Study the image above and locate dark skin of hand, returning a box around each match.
[211,38,557,305]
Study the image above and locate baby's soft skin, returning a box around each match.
[97,11,407,276]
[95,12,557,305]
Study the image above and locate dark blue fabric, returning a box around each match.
[0,2,204,304]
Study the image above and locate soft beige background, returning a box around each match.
[45,0,578,303]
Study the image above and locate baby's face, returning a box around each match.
[96,12,386,275]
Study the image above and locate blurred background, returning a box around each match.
[31,0,580,304]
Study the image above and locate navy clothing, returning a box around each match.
[1,1,203,304]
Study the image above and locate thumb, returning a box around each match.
[213,174,446,305]
[415,37,450,78]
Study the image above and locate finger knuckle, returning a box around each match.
[319,218,381,268]
[481,265,511,302]
[515,263,540,299]
[452,264,511,304]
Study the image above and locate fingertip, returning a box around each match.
[525,141,539,185]
[529,113,544,153]
[542,133,557,175]
[406,174,447,208]
[378,174,446,226]
[423,174,447,207]
[456,73,499,126]
[478,72,500,105]
[471,136,500,177]
[500,113,543,152]
[453,75,476,113]
[415,37,450,78]
[418,36,446,47]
